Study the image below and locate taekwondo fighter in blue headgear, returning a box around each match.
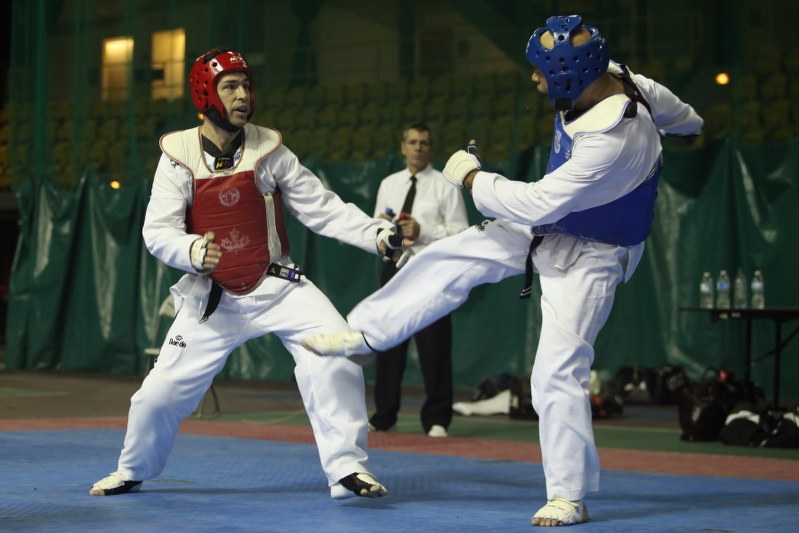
[302,15,703,527]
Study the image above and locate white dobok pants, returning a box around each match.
[349,220,639,501]
[117,276,370,487]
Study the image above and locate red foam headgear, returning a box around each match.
[189,48,255,120]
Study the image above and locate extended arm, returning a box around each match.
[263,145,393,254]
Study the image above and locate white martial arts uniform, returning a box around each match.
[117,124,392,491]
[346,67,703,501]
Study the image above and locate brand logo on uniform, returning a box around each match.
[475,220,490,232]
[218,187,240,207]
[221,228,250,251]
[215,156,234,170]
[168,335,187,348]
[230,55,246,65]
[554,129,562,154]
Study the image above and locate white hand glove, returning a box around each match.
[376,226,414,268]
[395,247,414,269]
[443,149,481,188]
[190,231,219,274]
[376,226,402,255]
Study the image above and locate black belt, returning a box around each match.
[200,282,223,323]
[519,235,544,299]
[266,263,303,282]
[200,263,304,322]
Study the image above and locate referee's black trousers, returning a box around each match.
[370,261,454,433]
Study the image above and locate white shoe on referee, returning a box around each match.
[427,424,448,437]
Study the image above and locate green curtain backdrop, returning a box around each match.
[5,0,799,402]
[7,139,799,402]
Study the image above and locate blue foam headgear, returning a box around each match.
[525,15,610,111]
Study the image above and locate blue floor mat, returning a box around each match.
[1,429,797,532]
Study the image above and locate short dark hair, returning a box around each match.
[200,46,231,64]
[403,123,433,146]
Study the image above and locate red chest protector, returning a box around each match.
[161,124,289,294]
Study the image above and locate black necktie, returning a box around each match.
[400,175,417,214]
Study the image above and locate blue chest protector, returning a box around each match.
[532,100,662,247]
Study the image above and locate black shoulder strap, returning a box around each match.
[616,64,653,118]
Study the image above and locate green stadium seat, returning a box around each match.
[490,91,517,121]
[327,127,352,162]
[295,105,317,131]
[761,99,794,141]
[440,118,467,156]
[307,128,329,160]
[425,95,448,125]
[393,78,411,103]
[136,116,159,140]
[446,93,470,123]
[738,101,765,144]
[345,82,367,105]
[785,50,799,77]
[536,114,554,142]
[286,129,313,155]
[285,87,308,110]
[265,87,288,110]
[428,74,453,101]
[733,74,759,102]
[515,120,538,151]
[754,48,782,77]
[788,77,799,100]
[317,105,339,129]
[358,101,380,128]
[378,100,402,126]
[350,124,375,160]
[703,102,734,140]
[274,108,298,131]
[402,97,426,125]
[338,103,360,129]
[485,116,513,162]
[324,84,346,108]
[366,81,390,106]
[372,124,396,159]
[760,73,787,101]
[408,77,430,103]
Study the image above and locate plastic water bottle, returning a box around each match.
[733,269,748,309]
[750,270,765,309]
[716,270,731,309]
[699,272,714,309]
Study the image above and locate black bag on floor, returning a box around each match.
[719,401,772,446]
[591,382,624,419]
[679,378,728,441]
[472,373,513,401]
[508,374,538,420]
[646,364,690,405]
[678,368,767,442]
[721,405,799,448]
[612,365,652,404]
[762,409,799,448]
